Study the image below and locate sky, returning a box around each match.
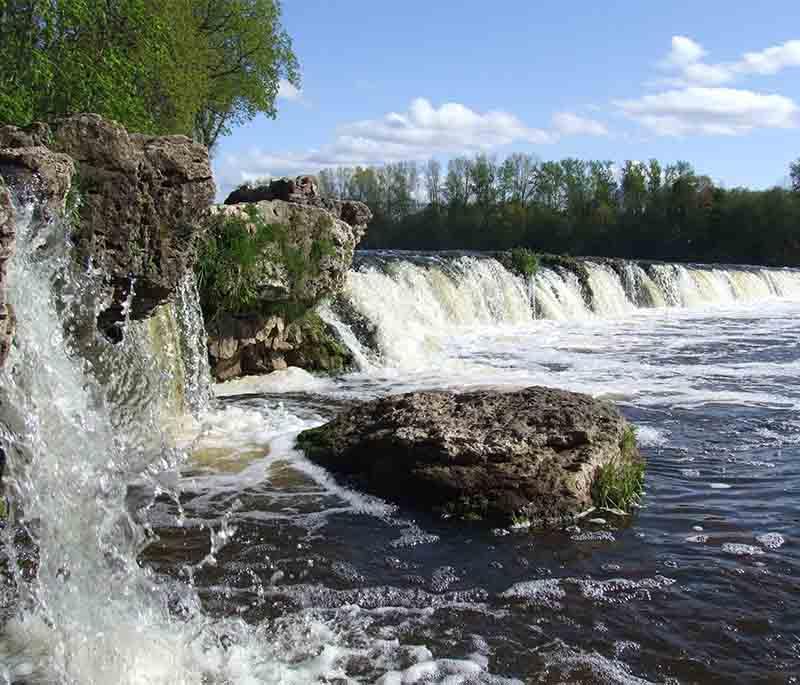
[213,0,800,199]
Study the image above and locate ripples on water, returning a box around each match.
[3,247,800,683]
[141,296,800,684]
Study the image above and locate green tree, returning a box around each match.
[790,159,800,193]
[191,0,299,149]
[0,0,299,149]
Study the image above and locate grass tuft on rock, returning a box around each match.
[196,205,286,321]
[591,425,645,512]
[508,248,540,279]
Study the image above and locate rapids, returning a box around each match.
[2,222,799,684]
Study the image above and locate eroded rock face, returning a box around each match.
[206,193,370,380]
[0,114,215,337]
[297,386,639,526]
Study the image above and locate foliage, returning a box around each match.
[0,0,298,147]
[195,206,284,320]
[791,159,800,194]
[320,154,800,267]
[508,248,540,278]
[591,426,645,512]
[196,206,337,322]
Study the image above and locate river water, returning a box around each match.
[2,238,799,683]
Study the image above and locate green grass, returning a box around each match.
[591,425,645,512]
[508,248,540,278]
[196,206,341,324]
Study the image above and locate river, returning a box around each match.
[2,237,799,682]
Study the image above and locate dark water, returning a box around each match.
[138,302,800,684]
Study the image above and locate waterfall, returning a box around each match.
[0,197,218,683]
[325,254,800,370]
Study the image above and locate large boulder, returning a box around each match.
[0,114,215,338]
[297,386,641,526]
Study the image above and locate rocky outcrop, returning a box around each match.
[0,114,215,339]
[297,386,641,526]
[209,311,352,381]
[205,179,371,381]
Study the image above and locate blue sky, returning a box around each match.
[213,0,800,198]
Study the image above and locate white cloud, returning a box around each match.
[616,87,800,136]
[278,79,303,101]
[738,40,800,75]
[662,36,707,68]
[654,36,800,87]
[339,98,557,150]
[552,111,609,136]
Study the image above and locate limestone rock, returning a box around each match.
[297,386,640,526]
[0,114,215,337]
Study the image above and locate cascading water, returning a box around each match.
[327,254,800,370]
[0,196,238,683]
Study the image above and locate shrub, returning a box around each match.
[195,205,285,321]
[509,248,540,278]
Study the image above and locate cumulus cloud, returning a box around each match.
[552,111,609,136]
[739,40,800,75]
[213,98,610,194]
[339,98,557,149]
[616,87,800,136]
[655,35,800,87]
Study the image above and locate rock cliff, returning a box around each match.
[0,114,215,341]
[204,176,371,380]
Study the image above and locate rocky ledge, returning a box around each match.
[205,176,371,380]
[297,386,642,526]
[0,114,215,340]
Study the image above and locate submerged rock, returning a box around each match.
[297,386,641,526]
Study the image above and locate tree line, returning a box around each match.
[319,155,800,266]
[0,0,298,149]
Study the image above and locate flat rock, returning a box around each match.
[297,386,640,526]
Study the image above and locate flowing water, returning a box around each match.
[2,219,800,684]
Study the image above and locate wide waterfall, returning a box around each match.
[325,253,800,368]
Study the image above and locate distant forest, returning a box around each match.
[318,155,800,266]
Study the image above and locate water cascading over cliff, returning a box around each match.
[0,194,219,682]
[323,254,800,369]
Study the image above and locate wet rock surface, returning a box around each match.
[207,183,371,381]
[0,114,215,337]
[297,386,639,525]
